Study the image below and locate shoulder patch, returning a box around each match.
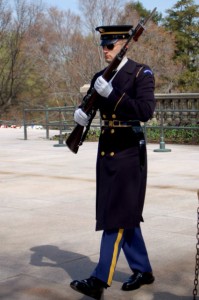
[144,69,153,75]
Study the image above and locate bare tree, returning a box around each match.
[0,0,44,115]
[79,0,126,31]
[0,0,12,110]
[26,7,84,107]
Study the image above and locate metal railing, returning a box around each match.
[23,106,75,141]
[22,93,199,148]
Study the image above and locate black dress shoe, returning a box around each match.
[70,276,104,299]
[122,271,155,291]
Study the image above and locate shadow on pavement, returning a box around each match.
[30,245,193,300]
[30,244,129,283]
[30,245,132,299]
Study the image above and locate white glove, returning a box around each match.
[74,108,90,126]
[94,75,113,98]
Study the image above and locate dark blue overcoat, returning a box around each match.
[85,59,155,231]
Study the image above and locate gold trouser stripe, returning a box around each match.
[107,229,124,286]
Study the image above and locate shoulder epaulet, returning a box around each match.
[136,66,144,78]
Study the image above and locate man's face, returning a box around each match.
[102,40,125,63]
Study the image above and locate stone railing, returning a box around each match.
[145,93,199,151]
[152,93,199,126]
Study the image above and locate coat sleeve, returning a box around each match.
[104,65,156,122]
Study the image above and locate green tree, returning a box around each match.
[163,0,199,91]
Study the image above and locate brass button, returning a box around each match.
[112,114,116,119]
[111,129,115,134]
[101,151,105,156]
[102,114,106,119]
[110,152,115,156]
[109,120,113,127]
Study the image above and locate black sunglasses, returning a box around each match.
[102,42,117,50]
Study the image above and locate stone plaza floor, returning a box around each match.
[0,127,198,299]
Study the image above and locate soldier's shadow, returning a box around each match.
[30,244,128,299]
[30,245,192,300]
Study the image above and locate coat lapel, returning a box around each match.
[112,59,137,91]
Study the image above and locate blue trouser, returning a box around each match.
[92,227,152,286]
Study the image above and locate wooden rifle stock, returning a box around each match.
[66,124,84,154]
[66,8,157,154]
[66,90,98,154]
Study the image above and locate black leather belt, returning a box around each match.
[102,120,140,127]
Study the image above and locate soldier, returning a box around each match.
[70,25,156,300]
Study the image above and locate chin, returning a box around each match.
[105,58,111,64]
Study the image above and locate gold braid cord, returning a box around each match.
[193,190,199,299]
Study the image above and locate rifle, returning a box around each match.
[66,7,157,154]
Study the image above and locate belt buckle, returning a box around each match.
[109,120,114,127]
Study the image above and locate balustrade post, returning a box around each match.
[154,111,171,152]
[54,108,66,147]
[23,108,28,140]
[45,106,49,139]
